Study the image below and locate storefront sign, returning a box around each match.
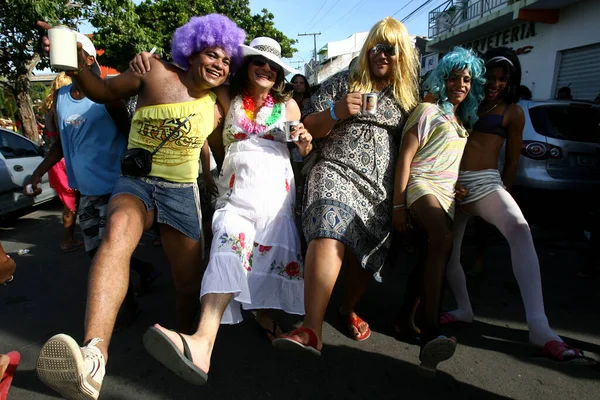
[462,22,536,53]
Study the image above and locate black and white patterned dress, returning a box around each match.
[302,71,406,279]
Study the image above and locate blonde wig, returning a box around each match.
[349,17,420,113]
[41,72,72,114]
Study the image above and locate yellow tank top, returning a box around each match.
[128,93,216,183]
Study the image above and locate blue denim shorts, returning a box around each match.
[111,175,202,242]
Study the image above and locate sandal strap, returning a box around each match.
[543,340,582,360]
[177,332,193,362]
[291,327,319,349]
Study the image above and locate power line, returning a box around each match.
[298,32,322,61]
[391,0,417,18]
[306,0,329,27]
[401,0,437,23]
[321,0,367,33]
[307,0,342,32]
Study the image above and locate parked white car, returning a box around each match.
[500,100,600,191]
[0,127,56,216]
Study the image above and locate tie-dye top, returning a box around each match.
[401,103,468,219]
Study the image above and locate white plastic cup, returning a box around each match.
[285,120,300,142]
[48,26,78,70]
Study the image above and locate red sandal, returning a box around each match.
[272,327,321,357]
[537,340,596,365]
[344,314,371,342]
[0,351,20,400]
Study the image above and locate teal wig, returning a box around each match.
[423,47,485,130]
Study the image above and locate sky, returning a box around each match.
[71,0,448,71]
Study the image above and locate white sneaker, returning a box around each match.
[36,334,105,400]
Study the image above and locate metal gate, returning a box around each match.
[556,43,600,101]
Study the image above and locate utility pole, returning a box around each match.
[298,32,321,62]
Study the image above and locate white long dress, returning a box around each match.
[200,95,305,324]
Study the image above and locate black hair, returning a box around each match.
[483,47,521,104]
[229,56,290,103]
[519,85,532,100]
[290,74,311,102]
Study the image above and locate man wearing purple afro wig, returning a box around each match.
[35,14,245,400]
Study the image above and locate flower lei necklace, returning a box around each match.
[236,92,282,134]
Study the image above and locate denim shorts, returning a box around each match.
[111,175,202,242]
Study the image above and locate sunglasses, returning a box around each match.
[251,56,282,72]
[371,43,396,57]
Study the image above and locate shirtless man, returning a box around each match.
[35,15,246,400]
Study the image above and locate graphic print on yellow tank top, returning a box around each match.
[128,93,216,183]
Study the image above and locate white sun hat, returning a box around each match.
[240,37,298,75]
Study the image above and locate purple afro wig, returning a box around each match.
[171,13,246,71]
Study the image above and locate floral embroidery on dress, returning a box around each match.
[270,257,304,280]
[227,173,235,198]
[254,242,273,255]
[218,232,253,271]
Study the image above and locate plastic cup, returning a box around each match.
[285,120,300,142]
[48,26,78,70]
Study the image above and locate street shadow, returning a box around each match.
[11,321,513,400]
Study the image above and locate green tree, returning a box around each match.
[91,0,297,72]
[0,0,98,141]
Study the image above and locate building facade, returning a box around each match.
[426,0,600,101]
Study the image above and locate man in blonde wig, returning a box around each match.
[273,17,420,355]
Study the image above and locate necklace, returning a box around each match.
[236,94,282,134]
[479,101,502,115]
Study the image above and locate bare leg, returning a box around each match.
[409,195,454,344]
[396,230,427,335]
[294,238,345,347]
[152,292,232,374]
[62,205,77,246]
[341,251,371,338]
[159,224,203,334]
[0,242,16,283]
[445,205,474,322]
[84,194,154,360]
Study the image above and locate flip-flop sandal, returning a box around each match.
[533,340,596,365]
[0,351,21,400]
[440,312,473,326]
[143,326,208,385]
[0,276,13,286]
[343,314,371,342]
[256,318,281,343]
[272,327,322,357]
[393,325,421,346]
[418,336,457,377]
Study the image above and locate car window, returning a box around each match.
[528,105,600,144]
[0,129,40,159]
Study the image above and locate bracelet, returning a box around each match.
[392,204,406,210]
[65,66,84,77]
[327,100,339,121]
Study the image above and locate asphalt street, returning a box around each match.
[1,201,599,399]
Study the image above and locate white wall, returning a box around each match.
[516,0,600,99]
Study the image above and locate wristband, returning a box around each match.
[392,204,406,210]
[327,100,339,121]
[65,66,84,77]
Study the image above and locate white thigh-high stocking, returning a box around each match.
[445,206,474,322]
[468,189,561,347]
